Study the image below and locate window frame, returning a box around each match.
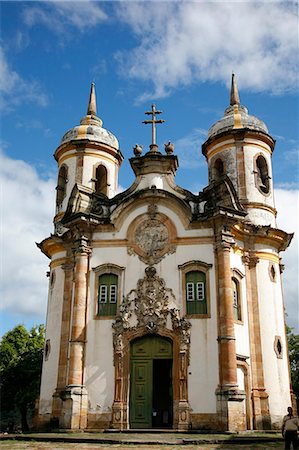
[178,260,212,318]
[93,263,125,319]
[254,153,271,196]
[56,164,68,206]
[231,268,245,324]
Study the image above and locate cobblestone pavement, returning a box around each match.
[0,441,285,450]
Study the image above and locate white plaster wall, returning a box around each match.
[188,318,218,413]
[57,157,76,214]
[230,252,250,358]
[108,204,214,241]
[135,173,184,199]
[85,320,115,412]
[243,145,276,226]
[81,153,118,196]
[39,265,65,414]
[256,258,291,424]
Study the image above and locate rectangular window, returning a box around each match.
[196,282,204,301]
[187,282,194,301]
[99,285,107,303]
[110,285,117,303]
[185,270,208,316]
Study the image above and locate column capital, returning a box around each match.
[73,234,92,255]
[242,251,259,268]
[215,230,236,251]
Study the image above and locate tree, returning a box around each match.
[286,325,299,410]
[0,324,45,431]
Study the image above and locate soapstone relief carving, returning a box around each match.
[112,266,191,351]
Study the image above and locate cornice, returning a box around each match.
[232,223,293,252]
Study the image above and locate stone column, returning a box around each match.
[52,259,74,423]
[215,228,245,431]
[60,234,91,430]
[242,252,270,429]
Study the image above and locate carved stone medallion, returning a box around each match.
[135,219,169,255]
[127,212,176,265]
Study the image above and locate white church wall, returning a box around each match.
[230,252,250,358]
[243,145,275,227]
[188,319,218,413]
[81,153,118,196]
[256,258,291,425]
[39,264,65,414]
[85,319,115,412]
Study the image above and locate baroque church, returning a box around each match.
[37,75,294,432]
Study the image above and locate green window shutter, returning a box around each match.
[98,273,118,316]
[186,271,207,315]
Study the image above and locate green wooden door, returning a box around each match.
[130,335,173,429]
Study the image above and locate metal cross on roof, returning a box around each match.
[143,104,165,148]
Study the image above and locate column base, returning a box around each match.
[252,388,271,429]
[111,401,128,430]
[216,387,246,432]
[173,400,190,431]
[59,385,88,430]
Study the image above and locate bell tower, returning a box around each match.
[53,83,123,232]
[202,74,276,227]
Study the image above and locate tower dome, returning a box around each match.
[60,83,119,149]
[207,74,268,139]
[202,74,276,227]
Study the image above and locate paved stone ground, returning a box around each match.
[0,432,286,450]
[0,442,286,450]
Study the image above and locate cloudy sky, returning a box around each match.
[1,1,298,336]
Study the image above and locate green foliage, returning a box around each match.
[286,325,299,407]
[0,324,45,431]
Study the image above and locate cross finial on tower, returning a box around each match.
[87,82,97,116]
[230,73,240,106]
[143,104,165,152]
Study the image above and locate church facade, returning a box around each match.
[37,76,294,432]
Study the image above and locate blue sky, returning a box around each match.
[1,1,298,336]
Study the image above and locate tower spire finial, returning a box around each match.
[230,73,240,106]
[87,82,97,116]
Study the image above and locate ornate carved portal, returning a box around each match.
[111,266,191,430]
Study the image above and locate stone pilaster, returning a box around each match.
[177,350,190,431]
[111,349,128,430]
[52,259,74,422]
[60,234,91,430]
[215,227,246,431]
[242,252,270,429]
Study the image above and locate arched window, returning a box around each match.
[95,165,108,195]
[255,155,270,194]
[214,158,224,179]
[232,277,241,321]
[98,273,118,316]
[56,165,68,206]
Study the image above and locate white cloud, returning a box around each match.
[275,189,299,332]
[116,2,299,100]
[23,1,107,34]
[0,47,48,112]
[174,128,207,169]
[0,151,55,320]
